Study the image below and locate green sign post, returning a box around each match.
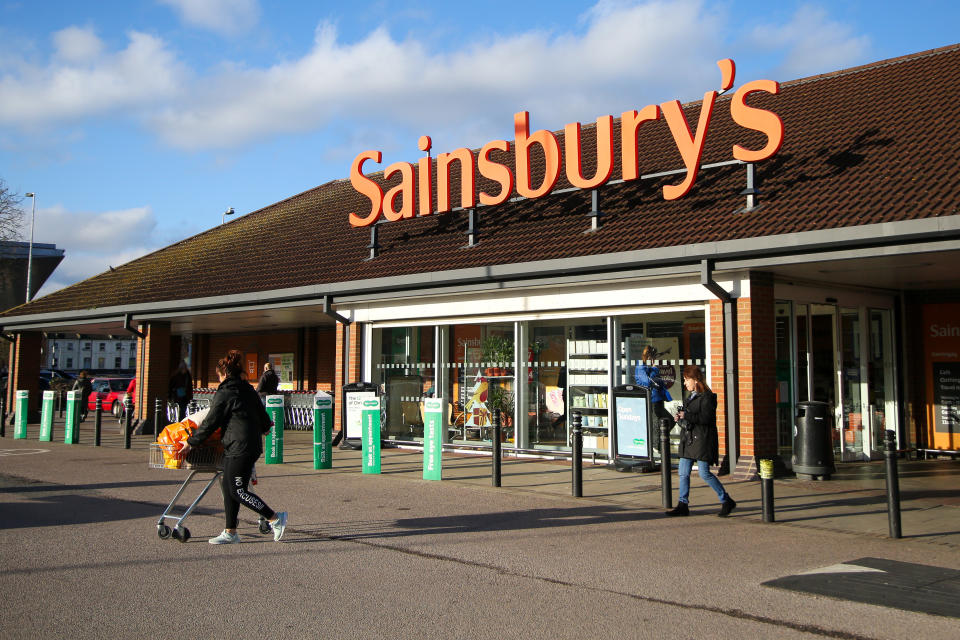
[13,390,28,439]
[64,390,80,444]
[313,391,333,470]
[423,397,444,480]
[39,390,55,442]
[361,397,381,474]
[265,395,284,464]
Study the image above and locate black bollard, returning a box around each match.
[1,394,6,438]
[572,411,583,497]
[123,395,133,449]
[94,396,102,447]
[59,390,64,419]
[884,429,902,539]
[491,408,501,487]
[660,418,672,509]
[760,459,775,522]
[153,398,163,439]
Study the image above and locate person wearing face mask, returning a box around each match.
[665,365,736,518]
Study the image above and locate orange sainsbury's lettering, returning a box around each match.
[730,79,784,162]
[382,161,414,221]
[514,111,560,199]
[478,140,513,206]
[620,104,661,181]
[347,58,783,226]
[436,148,476,212]
[565,116,614,189]
[349,150,383,227]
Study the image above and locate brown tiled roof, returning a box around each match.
[5,44,960,318]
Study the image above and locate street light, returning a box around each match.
[24,192,36,303]
[222,207,235,225]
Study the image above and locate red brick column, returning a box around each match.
[732,272,777,478]
[136,322,171,433]
[7,332,42,421]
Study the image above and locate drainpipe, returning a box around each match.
[701,260,739,474]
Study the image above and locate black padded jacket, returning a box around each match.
[187,375,272,458]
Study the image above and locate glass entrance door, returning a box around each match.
[867,309,897,456]
[840,307,869,461]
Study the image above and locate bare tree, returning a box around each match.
[0,178,25,241]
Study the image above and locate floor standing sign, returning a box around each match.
[362,396,381,474]
[265,395,284,464]
[13,390,28,439]
[342,382,378,450]
[39,390,55,442]
[64,390,80,444]
[423,397,444,480]
[313,391,333,470]
[611,384,653,471]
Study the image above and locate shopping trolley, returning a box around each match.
[149,443,272,542]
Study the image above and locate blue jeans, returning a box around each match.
[677,457,728,504]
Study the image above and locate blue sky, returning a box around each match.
[1,0,957,297]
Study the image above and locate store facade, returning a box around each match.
[3,45,959,477]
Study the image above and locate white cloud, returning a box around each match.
[747,5,871,79]
[28,204,163,297]
[52,26,104,63]
[152,0,729,151]
[158,0,260,36]
[0,29,183,127]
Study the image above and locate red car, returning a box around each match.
[87,377,135,416]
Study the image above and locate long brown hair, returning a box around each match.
[682,364,711,393]
[216,349,244,378]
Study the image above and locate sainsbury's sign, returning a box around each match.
[348,59,783,227]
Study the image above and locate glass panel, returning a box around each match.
[840,307,865,458]
[617,311,703,459]
[528,321,570,449]
[446,323,514,444]
[372,326,436,441]
[775,301,793,458]
[809,304,839,454]
[795,304,809,403]
[868,309,895,454]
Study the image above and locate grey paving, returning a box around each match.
[1,422,959,639]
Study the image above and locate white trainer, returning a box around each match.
[271,512,288,542]
[208,530,240,545]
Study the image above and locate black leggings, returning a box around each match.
[221,453,275,530]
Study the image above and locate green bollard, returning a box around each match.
[39,390,55,441]
[64,390,80,444]
[313,391,333,470]
[264,395,284,464]
[361,397,381,474]
[422,397,444,481]
[13,390,29,439]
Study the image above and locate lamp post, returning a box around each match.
[221,207,235,225]
[24,192,36,302]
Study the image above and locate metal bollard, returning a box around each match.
[59,390,64,419]
[491,409,502,487]
[123,395,133,449]
[760,458,775,522]
[94,396,102,447]
[660,418,672,509]
[188,399,199,416]
[884,430,902,539]
[572,411,583,497]
[0,395,6,438]
[153,398,163,439]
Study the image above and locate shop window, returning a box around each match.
[128,358,136,369]
[66,358,73,368]
[372,326,437,441]
[83,357,91,368]
[99,343,105,351]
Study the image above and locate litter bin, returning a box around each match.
[793,401,835,480]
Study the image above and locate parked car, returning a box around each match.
[88,377,134,416]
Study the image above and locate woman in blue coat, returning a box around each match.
[665,365,736,517]
[634,346,672,451]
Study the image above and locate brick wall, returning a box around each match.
[206,331,299,386]
[334,323,362,430]
[137,322,171,429]
[740,272,777,458]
